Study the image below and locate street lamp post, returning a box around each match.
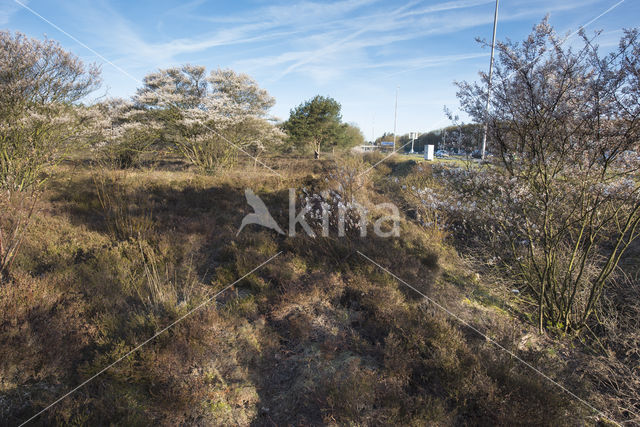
[480,0,499,160]
[393,86,398,152]
[371,113,375,143]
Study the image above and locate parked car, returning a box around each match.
[470,150,494,159]
[435,150,449,158]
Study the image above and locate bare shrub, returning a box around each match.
[0,191,37,283]
[582,275,640,423]
[362,150,384,166]
[294,155,374,241]
[132,239,200,312]
[398,163,448,230]
[175,135,239,173]
[327,154,371,201]
[93,172,154,241]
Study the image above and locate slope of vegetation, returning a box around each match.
[1,154,593,425]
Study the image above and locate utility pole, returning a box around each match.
[480,0,499,160]
[393,86,398,152]
[372,113,375,143]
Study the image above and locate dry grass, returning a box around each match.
[0,152,607,425]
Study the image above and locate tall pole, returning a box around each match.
[480,0,499,160]
[372,113,375,143]
[393,86,398,152]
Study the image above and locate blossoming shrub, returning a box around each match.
[0,31,100,192]
[410,157,640,334]
[94,98,161,169]
[134,66,284,174]
[451,21,640,332]
[0,31,100,282]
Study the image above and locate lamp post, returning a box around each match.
[371,113,375,143]
[480,0,499,160]
[393,86,398,152]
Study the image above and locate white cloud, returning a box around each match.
[51,0,601,80]
[18,0,622,132]
[229,0,600,83]
[0,0,28,25]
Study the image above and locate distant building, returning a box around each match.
[352,143,378,153]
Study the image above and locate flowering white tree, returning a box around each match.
[0,31,100,283]
[93,98,162,168]
[134,65,283,173]
[453,21,640,332]
[0,31,101,192]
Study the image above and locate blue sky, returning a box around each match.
[2,0,638,138]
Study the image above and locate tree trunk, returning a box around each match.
[313,140,321,160]
[538,282,545,333]
[0,228,5,283]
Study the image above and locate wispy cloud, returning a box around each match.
[0,0,27,25]
[231,0,599,83]
[16,0,629,132]
[50,0,603,81]
[180,0,380,25]
[382,52,489,77]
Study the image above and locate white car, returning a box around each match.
[435,150,449,158]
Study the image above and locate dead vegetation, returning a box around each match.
[0,153,618,426]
